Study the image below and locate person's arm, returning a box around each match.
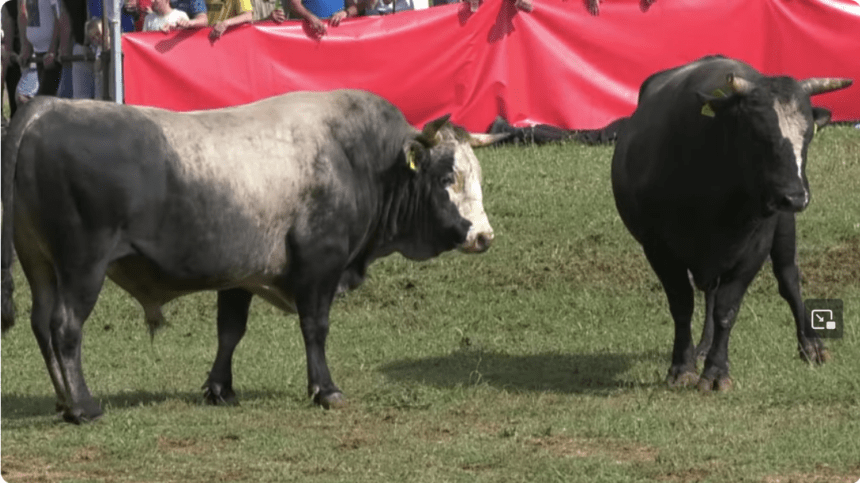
[176,0,209,28]
[44,0,68,67]
[210,1,253,40]
[270,8,286,22]
[18,0,33,65]
[176,12,208,28]
[2,4,15,76]
[329,0,357,26]
[289,0,325,35]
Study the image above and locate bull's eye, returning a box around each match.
[441,172,456,186]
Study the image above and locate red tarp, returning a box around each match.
[123,0,860,131]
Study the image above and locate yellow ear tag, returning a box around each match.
[407,150,418,172]
[701,86,729,118]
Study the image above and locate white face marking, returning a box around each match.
[447,141,493,252]
[773,98,809,203]
[773,99,807,182]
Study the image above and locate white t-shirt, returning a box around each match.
[25,0,61,53]
[142,8,190,31]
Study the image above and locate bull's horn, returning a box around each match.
[728,74,755,95]
[419,114,452,145]
[469,132,511,147]
[800,78,853,96]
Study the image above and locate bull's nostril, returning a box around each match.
[477,232,494,250]
[779,192,808,212]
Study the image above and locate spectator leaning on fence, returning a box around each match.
[143,0,189,31]
[209,0,252,39]
[19,0,66,96]
[288,0,357,36]
[60,0,96,99]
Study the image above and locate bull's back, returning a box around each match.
[12,97,312,283]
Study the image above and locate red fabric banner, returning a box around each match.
[123,0,860,131]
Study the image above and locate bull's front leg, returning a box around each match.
[770,214,828,364]
[204,288,253,406]
[698,272,758,393]
[297,294,345,409]
[287,226,350,409]
[643,244,698,388]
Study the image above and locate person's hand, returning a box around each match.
[514,0,532,11]
[329,10,347,26]
[210,21,228,39]
[307,16,326,35]
[271,8,286,23]
[176,18,191,28]
[19,44,32,66]
[43,51,56,67]
[160,23,172,33]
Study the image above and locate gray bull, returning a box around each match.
[1,90,499,423]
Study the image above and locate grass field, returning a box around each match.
[1,126,859,483]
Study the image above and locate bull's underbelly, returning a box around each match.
[106,254,298,320]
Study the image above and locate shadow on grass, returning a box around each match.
[379,349,667,396]
[0,389,295,424]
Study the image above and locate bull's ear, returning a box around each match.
[697,91,736,117]
[403,141,425,173]
[812,106,832,131]
[418,114,452,145]
[698,73,749,118]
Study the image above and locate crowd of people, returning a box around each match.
[1,0,539,118]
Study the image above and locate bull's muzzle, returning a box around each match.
[776,191,809,213]
[461,231,494,253]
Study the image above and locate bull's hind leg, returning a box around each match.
[50,268,108,423]
[24,257,106,422]
[42,231,115,423]
[18,250,72,415]
[643,245,698,387]
[204,288,253,406]
[695,283,717,362]
[770,214,828,364]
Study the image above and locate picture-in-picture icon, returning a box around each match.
[811,309,837,330]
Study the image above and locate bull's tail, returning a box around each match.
[2,97,54,332]
[1,117,14,332]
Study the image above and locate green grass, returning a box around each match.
[2,126,859,483]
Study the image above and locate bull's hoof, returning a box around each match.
[666,368,699,388]
[62,404,104,424]
[697,376,732,393]
[799,343,830,365]
[203,382,239,406]
[311,389,347,410]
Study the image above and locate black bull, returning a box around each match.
[611,55,852,391]
[1,90,501,423]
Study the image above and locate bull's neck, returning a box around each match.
[372,168,437,261]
